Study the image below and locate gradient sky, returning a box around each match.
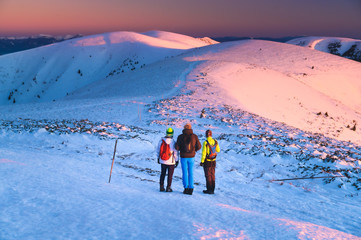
[1,0,361,38]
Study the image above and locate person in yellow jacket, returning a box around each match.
[200,129,220,194]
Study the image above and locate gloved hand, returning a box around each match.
[157,158,160,164]
[200,162,204,166]
[175,161,179,168]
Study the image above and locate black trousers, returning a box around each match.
[160,164,175,187]
[203,161,216,192]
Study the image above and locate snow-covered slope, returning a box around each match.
[1,33,361,239]
[287,36,361,62]
[190,40,361,143]
[69,39,361,144]
[0,31,216,105]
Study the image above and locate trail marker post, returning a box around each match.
[108,139,118,183]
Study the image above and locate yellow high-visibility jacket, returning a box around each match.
[201,137,220,163]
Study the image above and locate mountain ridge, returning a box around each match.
[0,31,360,144]
[287,36,361,62]
[0,34,81,56]
[0,31,216,105]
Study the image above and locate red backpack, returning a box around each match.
[160,139,172,160]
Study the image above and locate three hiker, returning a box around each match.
[157,125,220,195]
[157,127,178,192]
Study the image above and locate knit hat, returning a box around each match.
[184,123,192,130]
[166,127,174,137]
[206,129,212,137]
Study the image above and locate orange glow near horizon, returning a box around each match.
[1,0,361,38]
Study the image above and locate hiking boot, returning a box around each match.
[203,189,214,194]
[187,188,194,195]
[166,186,173,192]
[160,185,165,192]
[183,188,189,194]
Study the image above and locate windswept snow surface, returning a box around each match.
[1,32,361,239]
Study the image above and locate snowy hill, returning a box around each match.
[69,39,361,144]
[287,36,361,62]
[0,31,216,105]
[1,32,361,239]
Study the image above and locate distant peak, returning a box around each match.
[196,37,219,45]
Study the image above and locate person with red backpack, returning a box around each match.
[200,130,220,194]
[175,123,202,195]
[157,127,178,192]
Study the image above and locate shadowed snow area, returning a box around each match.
[0,31,361,240]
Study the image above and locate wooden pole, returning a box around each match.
[108,139,118,183]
